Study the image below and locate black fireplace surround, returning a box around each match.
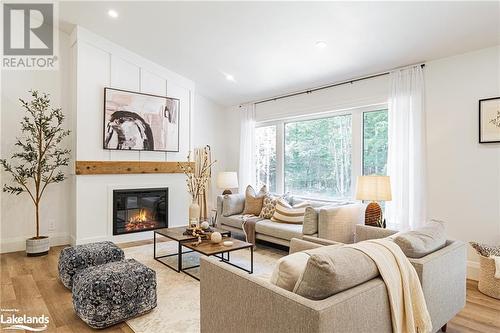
[113,188,168,235]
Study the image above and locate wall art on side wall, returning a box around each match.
[103,88,180,152]
[479,97,500,143]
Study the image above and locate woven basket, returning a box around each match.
[478,255,500,299]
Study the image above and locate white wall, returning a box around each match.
[193,93,232,205]
[254,75,389,122]
[425,45,500,279]
[0,31,73,253]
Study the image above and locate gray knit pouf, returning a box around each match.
[58,241,124,289]
[72,259,157,329]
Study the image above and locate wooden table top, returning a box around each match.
[182,237,252,256]
[155,226,230,242]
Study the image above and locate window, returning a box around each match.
[363,110,388,175]
[255,107,388,200]
[285,115,352,200]
[255,125,277,192]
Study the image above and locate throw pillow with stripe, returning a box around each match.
[271,199,310,224]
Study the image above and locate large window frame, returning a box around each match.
[255,104,388,200]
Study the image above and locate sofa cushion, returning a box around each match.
[271,199,309,224]
[302,202,352,236]
[318,204,364,244]
[222,194,245,217]
[242,185,268,216]
[393,220,447,258]
[219,215,243,229]
[293,246,379,300]
[254,219,303,241]
[270,244,343,291]
[270,252,310,291]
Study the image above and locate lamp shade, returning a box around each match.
[355,176,392,201]
[216,172,238,189]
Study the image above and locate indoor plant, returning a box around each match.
[0,91,71,256]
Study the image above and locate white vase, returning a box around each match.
[189,201,200,227]
[26,236,49,256]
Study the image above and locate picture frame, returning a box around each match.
[479,97,500,143]
[103,87,180,152]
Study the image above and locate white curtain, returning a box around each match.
[385,66,427,230]
[238,103,256,193]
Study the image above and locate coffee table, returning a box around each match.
[153,226,253,280]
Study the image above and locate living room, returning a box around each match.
[0,1,499,333]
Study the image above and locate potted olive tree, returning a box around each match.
[0,91,71,256]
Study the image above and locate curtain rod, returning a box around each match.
[243,63,425,106]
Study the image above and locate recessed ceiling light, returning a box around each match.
[315,41,327,49]
[108,9,119,18]
[224,73,235,82]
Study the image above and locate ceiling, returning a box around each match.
[59,1,500,106]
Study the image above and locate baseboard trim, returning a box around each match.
[0,233,70,254]
[75,231,154,245]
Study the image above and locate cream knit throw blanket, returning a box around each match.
[347,239,432,333]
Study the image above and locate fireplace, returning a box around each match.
[113,188,168,235]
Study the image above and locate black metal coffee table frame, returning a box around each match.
[153,228,253,280]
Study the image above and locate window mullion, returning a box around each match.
[276,122,285,194]
[351,111,363,199]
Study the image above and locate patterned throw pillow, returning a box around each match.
[470,242,500,257]
[242,185,268,216]
[260,194,278,219]
[271,199,310,224]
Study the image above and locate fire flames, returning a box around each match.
[125,209,157,231]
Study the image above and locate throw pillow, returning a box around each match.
[271,199,310,224]
[293,246,379,300]
[222,194,245,217]
[302,207,321,235]
[242,185,268,216]
[260,194,278,219]
[393,220,447,258]
[470,242,500,257]
[270,243,343,291]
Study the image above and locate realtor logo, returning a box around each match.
[2,1,58,69]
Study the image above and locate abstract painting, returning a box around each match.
[103,88,180,151]
[479,97,500,143]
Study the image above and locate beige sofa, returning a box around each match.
[200,225,466,333]
[216,194,365,246]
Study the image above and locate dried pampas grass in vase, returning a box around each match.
[178,150,216,231]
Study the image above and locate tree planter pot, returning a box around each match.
[26,236,49,256]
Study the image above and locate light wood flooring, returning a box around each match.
[0,243,499,333]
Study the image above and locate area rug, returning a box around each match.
[124,240,285,333]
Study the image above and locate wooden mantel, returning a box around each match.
[75,161,194,175]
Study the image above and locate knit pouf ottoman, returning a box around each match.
[72,259,157,329]
[58,241,124,289]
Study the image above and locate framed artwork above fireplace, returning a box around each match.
[103,87,180,152]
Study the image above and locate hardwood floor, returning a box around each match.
[1,244,499,332]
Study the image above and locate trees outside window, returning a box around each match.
[255,125,277,192]
[285,115,352,199]
[255,107,388,200]
[363,110,388,175]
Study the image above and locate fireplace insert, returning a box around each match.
[113,188,168,235]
